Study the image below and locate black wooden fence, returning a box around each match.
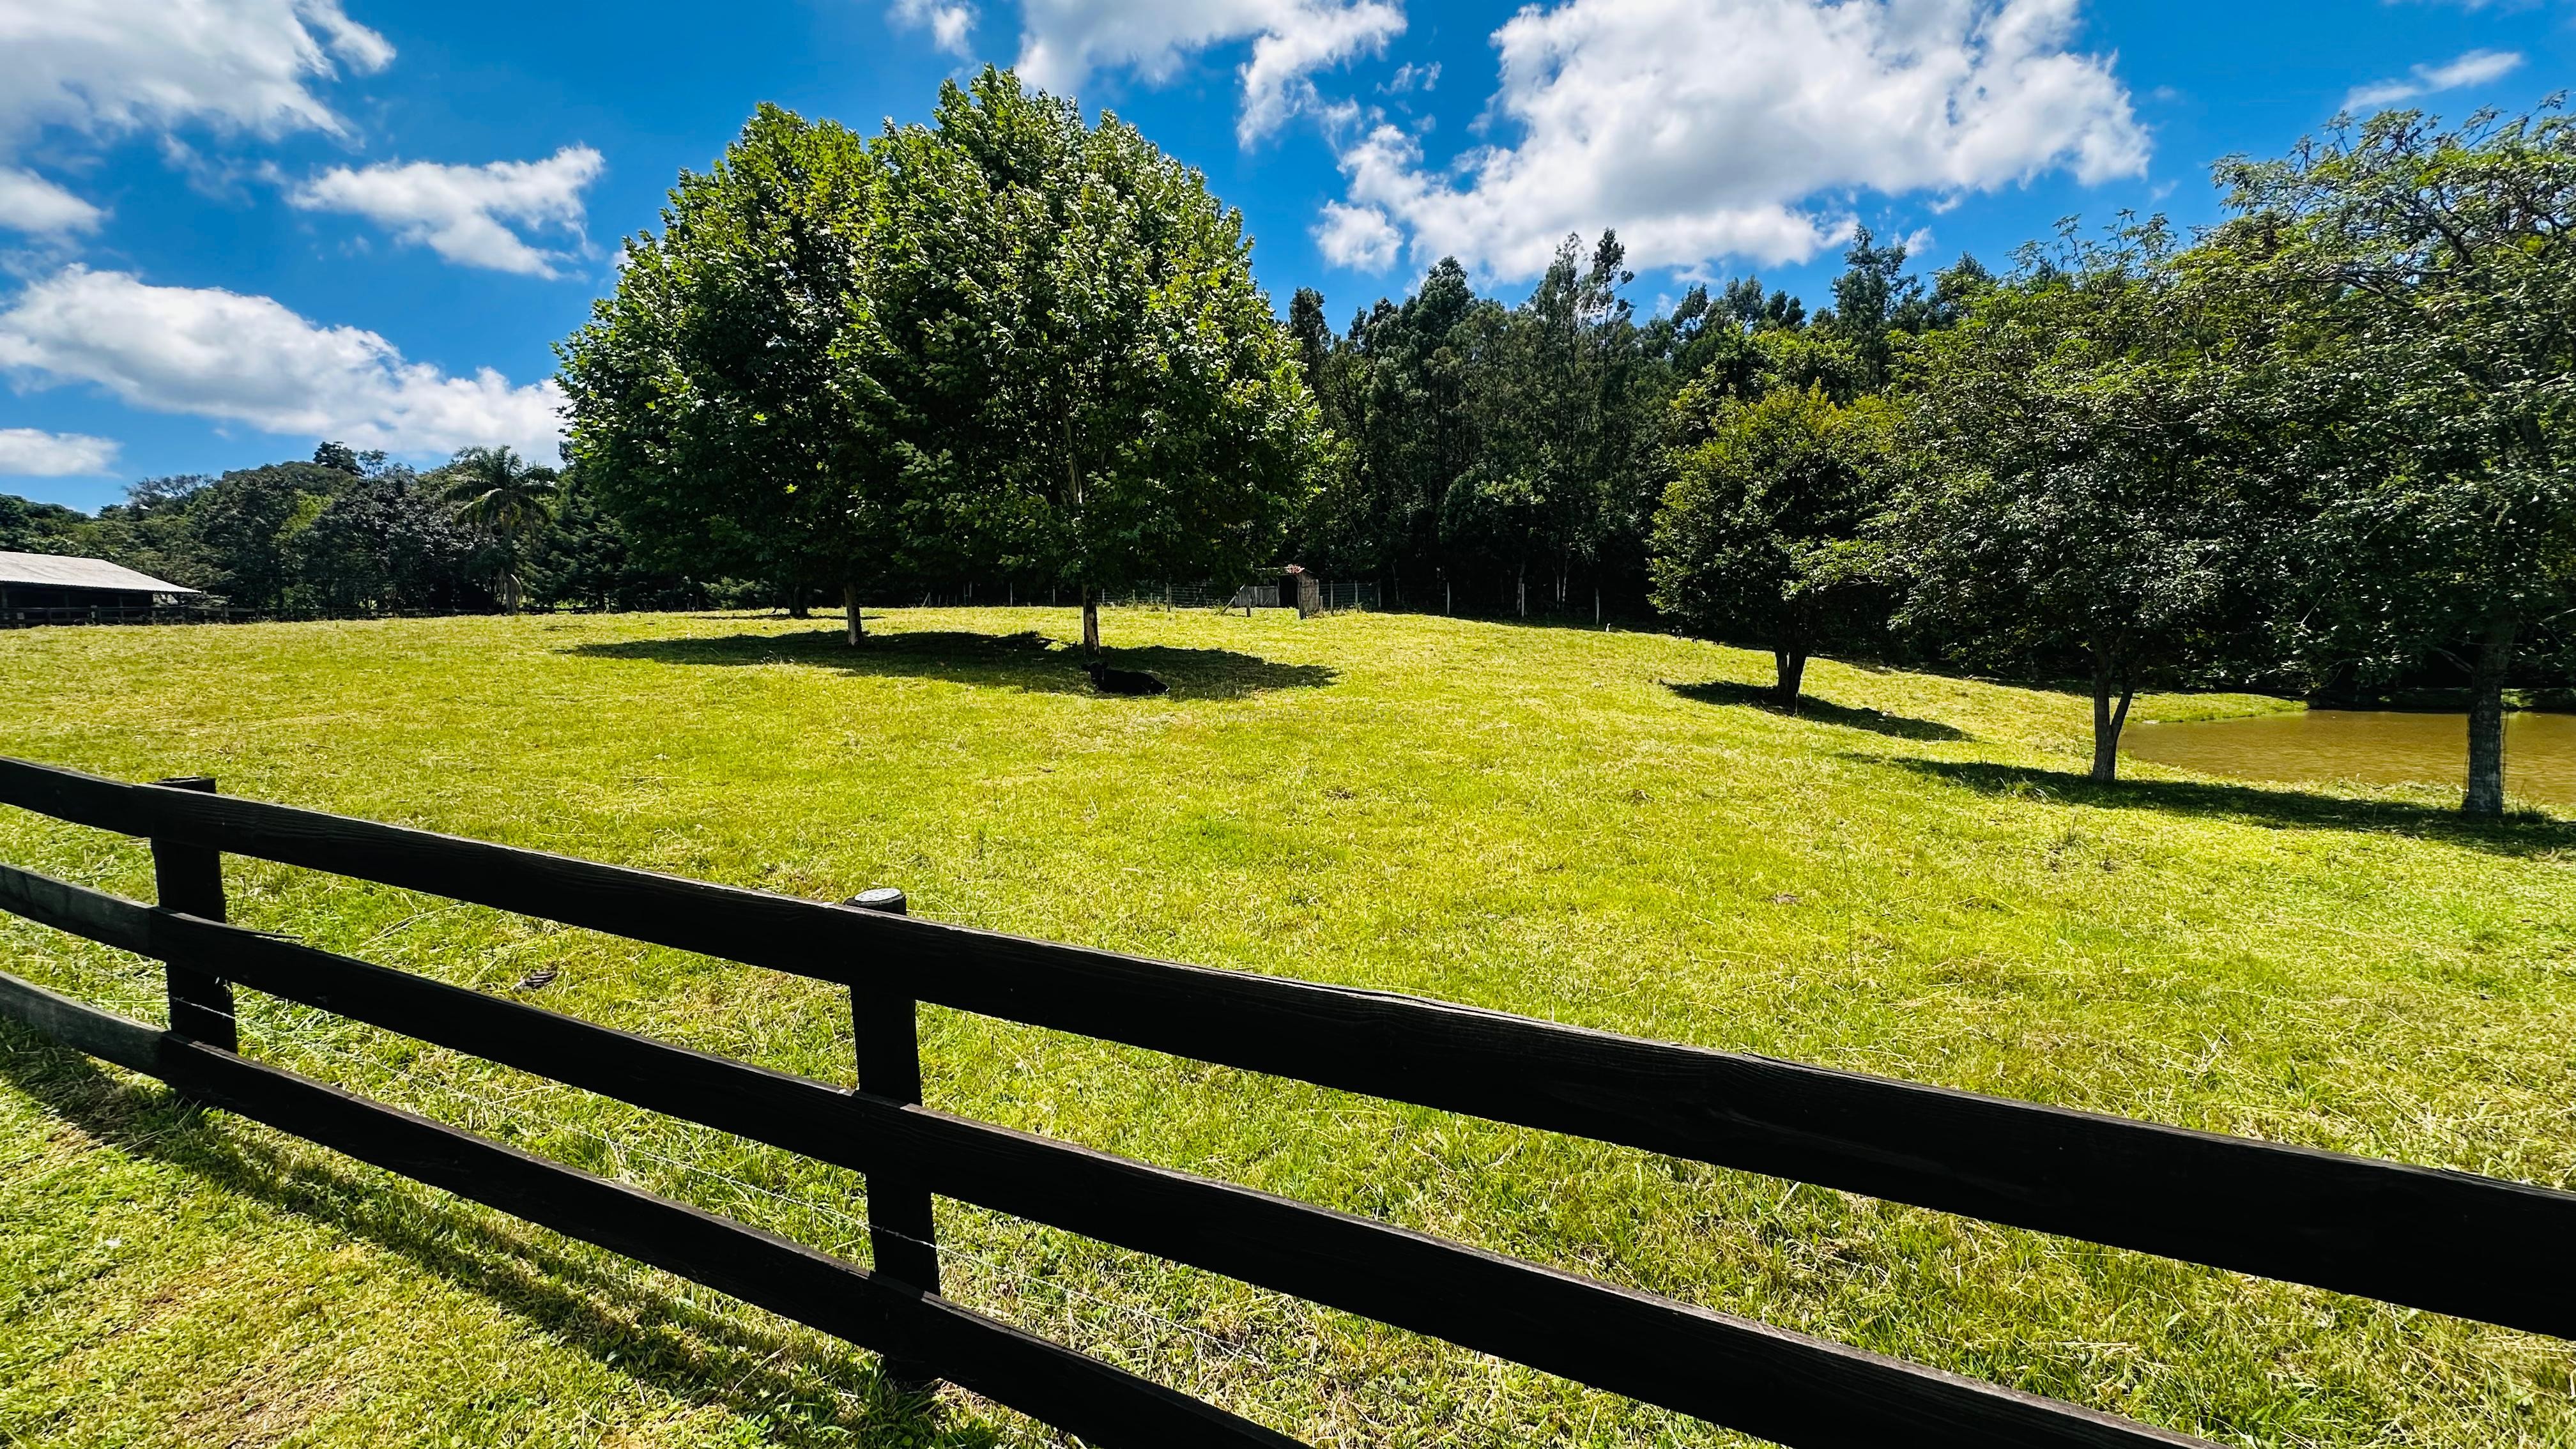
[0,755,2568,1448]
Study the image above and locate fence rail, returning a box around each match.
[0,754,2566,1447]
[2,587,1384,627]
[1,604,230,628]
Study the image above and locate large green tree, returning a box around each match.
[2214,106,2576,815]
[864,70,1325,655]
[556,103,898,643]
[286,468,491,615]
[1295,236,1703,617]
[1650,385,1896,709]
[1894,222,2257,781]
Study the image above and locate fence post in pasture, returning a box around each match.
[151,776,236,1051]
[845,885,942,1387]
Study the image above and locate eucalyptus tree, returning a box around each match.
[1650,384,1898,709]
[864,69,1324,656]
[1301,259,1485,601]
[1446,231,1664,615]
[1893,220,2257,782]
[1816,226,1920,390]
[2213,105,2576,815]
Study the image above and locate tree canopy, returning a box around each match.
[1650,384,1896,709]
[558,103,895,636]
[1890,221,2260,781]
[2210,106,2576,813]
[863,70,1324,653]
[559,72,1325,654]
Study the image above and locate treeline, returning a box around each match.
[1284,228,1979,617]
[1297,106,2576,816]
[0,445,705,615]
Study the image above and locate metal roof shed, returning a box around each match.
[0,551,204,624]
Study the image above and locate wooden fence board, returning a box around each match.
[0,864,2209,1448]
[2,755,2569,1337]
[0,968,1305,1448]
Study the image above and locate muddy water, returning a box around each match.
[2123,710,2576,808]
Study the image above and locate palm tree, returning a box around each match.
[442,446,560,613]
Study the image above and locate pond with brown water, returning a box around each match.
[2122,709,2576,808]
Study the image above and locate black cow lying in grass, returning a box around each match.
[1085,660,1169,696]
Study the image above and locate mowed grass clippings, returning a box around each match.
[1,606,2572,1448]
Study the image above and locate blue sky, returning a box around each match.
[1,0,2567,511]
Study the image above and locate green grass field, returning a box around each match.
[3,607,2572,1448]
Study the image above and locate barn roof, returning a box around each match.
[0,551,203,595]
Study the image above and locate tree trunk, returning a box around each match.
[843,582,864,645]
[1773,649,1809,712]
[2089,652,2134,783]
[2464,616,2516,816]
[1080,586,1101,657]
[1515,565,1526,618]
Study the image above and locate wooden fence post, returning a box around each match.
[847,885,941,1387]
[151,776,236,1051]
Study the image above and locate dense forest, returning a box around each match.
[1,445,704,617]
[12,88,2576,813]
[1282,227,1981,620]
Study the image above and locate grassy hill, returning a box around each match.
[3,607,2570,1448]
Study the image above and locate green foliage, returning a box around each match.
[524,466,707,612]
[181,463,335,608]
[1291,257,1485,592]
[1890,219,2258,779]
[863,70,1324,647]
[1294,226,1966,618]
[284,470,494,615]
[1443,232,1662,612]
[560,75,1326,649]
[1650,385,1896,705]
[1,443,694,618]
[437,445,562,613]
[0,493,91,555]
[556,102,893,612]
[2209,105,2576,811]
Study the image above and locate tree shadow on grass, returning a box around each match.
[567,629,1336,702]
[1873,756,2576,859]
[1666,679,1971,742]
[0,1027,990,1449]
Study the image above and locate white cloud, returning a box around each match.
[1335,0,2146,279]
[1013,0,1405,142]
[290,147,605,277]
[0,267,563,460]
[0,0,392,142]
[0,169,103,235]
[1315,200,1402,268]
[0,427,119,476]
[1382,60,1438,93]
[890,0,976,56]
[0,0,392,234]
[2343,49,2522,112]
